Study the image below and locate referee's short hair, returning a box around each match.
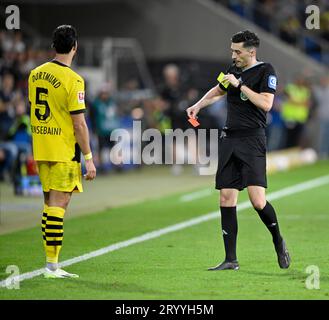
[52,25,78,54]
[231,30,260,48]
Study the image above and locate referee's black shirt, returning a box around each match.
[219,62,277,130]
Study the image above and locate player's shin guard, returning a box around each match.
[220,206,238,262]
[44,206,65,265]
[255,201,282,247]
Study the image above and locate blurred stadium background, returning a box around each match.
[0,0,329,299]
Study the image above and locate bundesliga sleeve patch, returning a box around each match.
[77,91,85,104]
[268,75,277,90]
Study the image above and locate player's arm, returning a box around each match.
[186,85,226,119]
[71,113,96,180]
[240,86,274,112]
[223,73,274,112]
[68,75,96,180]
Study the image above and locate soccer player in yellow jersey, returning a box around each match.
[28,25,96,278]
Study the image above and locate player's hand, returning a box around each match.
[223,74,240,88]
[84,159,96,181]
[186,104,200,119]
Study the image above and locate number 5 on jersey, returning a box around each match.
[35,87,52,123]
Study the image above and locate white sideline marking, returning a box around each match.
[179,188,214,202]
[1,174,329,288]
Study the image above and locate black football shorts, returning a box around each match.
[215,131,267,191]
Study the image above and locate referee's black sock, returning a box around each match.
[255,201,283,247]
[220,206,238,262]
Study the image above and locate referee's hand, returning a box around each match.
[84,159,96,181]
[223,74,240,87]
[186,105,200,119]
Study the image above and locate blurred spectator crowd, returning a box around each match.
[217,0,329,64]
[1,29,329,191]
[0,30,49,188]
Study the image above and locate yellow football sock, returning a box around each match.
[41,203,48,248]
[44,206,65,264]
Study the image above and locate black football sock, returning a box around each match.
[220,206,238,262]
[255,201,283,247]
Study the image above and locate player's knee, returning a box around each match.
[49,191,71,209]
[60,198,70,209]
[60,194,71,209]
[251,199,266,211]
[51,199,69,209]
[220,193,237,207]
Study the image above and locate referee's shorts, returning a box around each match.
[215,128,267,191]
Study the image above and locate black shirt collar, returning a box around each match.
[242,61,264,73]
[51,59,70,68]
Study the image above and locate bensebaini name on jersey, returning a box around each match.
[31,125,62,135]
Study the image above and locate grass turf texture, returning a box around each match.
[1,161,329,299]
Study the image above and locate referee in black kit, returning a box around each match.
[186,30,290,271]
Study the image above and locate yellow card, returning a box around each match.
[217,72,229,88]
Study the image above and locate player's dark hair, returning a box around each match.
[231,30,260,48]
[52,25,77,54]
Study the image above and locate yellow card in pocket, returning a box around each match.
[217,72,229,88]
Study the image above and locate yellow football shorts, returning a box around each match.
[37,161,83,193]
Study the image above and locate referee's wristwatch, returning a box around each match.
[237,79,244,90]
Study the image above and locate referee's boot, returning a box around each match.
[208,260,239,271]
[275,239,291,269]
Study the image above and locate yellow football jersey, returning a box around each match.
[28,60,86,162]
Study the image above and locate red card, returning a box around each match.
[188,118,200,127]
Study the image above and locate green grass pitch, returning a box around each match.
[1,161,329,300]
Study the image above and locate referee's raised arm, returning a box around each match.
[186,84,226,119]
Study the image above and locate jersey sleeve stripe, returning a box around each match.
[70,109,86,114]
